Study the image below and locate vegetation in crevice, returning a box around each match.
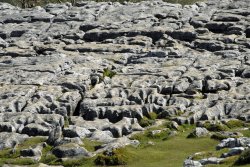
[102,68,117,79]
[138,112,158,128]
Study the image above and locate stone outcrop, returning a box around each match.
[185,137,250,166]
[0,0,249,161]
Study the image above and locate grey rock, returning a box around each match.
[183,159,202,167]
[213,131,243,139]
[193,39,225,52]
[47,126,62,146]
[104,117,142,137]
[169,27,197,42]
[96,136,139,153]
[0,132,29,150]
[242,69,250,78]
[52,143,90,158]
[199,157,224,165]
[90,130,115,143]
[20,142,46,161]
[0,37,8,48]
[63,125,91,138]
[70,117,112,131]
[22,123,50,136]
[188,127,210,138]
[246,27,250,38]
[216,137,250,150]
[54,137,83,146]
[170,121,179,130]
[205,22,234,33]
[221,147,245,158]
[0,0,250,159]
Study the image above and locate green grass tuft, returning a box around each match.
[211,132,229,141]
[103,68,116,79]
[95,148,129,166]
[138,116,156,127]
[203,122,228,132]
[82,139,103,152]
[224,120,244,129]
[235,148,250,165]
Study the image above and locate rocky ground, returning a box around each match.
[0,0,250,166]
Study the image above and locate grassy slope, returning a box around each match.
[125,128,219,167]
[0,126,250,166]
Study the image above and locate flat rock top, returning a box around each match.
[0,0,249,148]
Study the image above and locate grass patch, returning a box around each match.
[40,144,56,164]
[40,154,57,165]
[225,120,245,129]
[148,112,158,120]
[99,68,117,83]
[3,158,36,165]
[64,116,70,128]
[211,132,229,141]
[102,68,116,79]
[62,157,95,167]
[95,148,130,166]
[241,129,250,137]
[138,116,156,127]
[203,122,228,132]
[49,157,95,167]
[163,121,180,131]
[192,148,229,161]
[0,136,47,166]
[138,112,158,127]
[146,129,170,140]
[19,137,47,148]
[82,139,103,152]
[127,125,219,167]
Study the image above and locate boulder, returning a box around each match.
[89,130,115,143]
[52,143,90,158]
[187,127,210,138]
[216,137,250,150]
[54,137,83,146]
[46,126,62,146]
[22,124,50,136]
[20,142,46,161]
[96,137,140,153]
[63,125,91,138]
[0,132,29,150]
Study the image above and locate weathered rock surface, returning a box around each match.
[216,137,250,150]
[187,127,210,138]
[0,0,250,161]
[183,159,202,167]
[52,143,90,158]
[199,157,224,165]
[0,132,29,150]
[221,147,245,158]
[20,142,46,161]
